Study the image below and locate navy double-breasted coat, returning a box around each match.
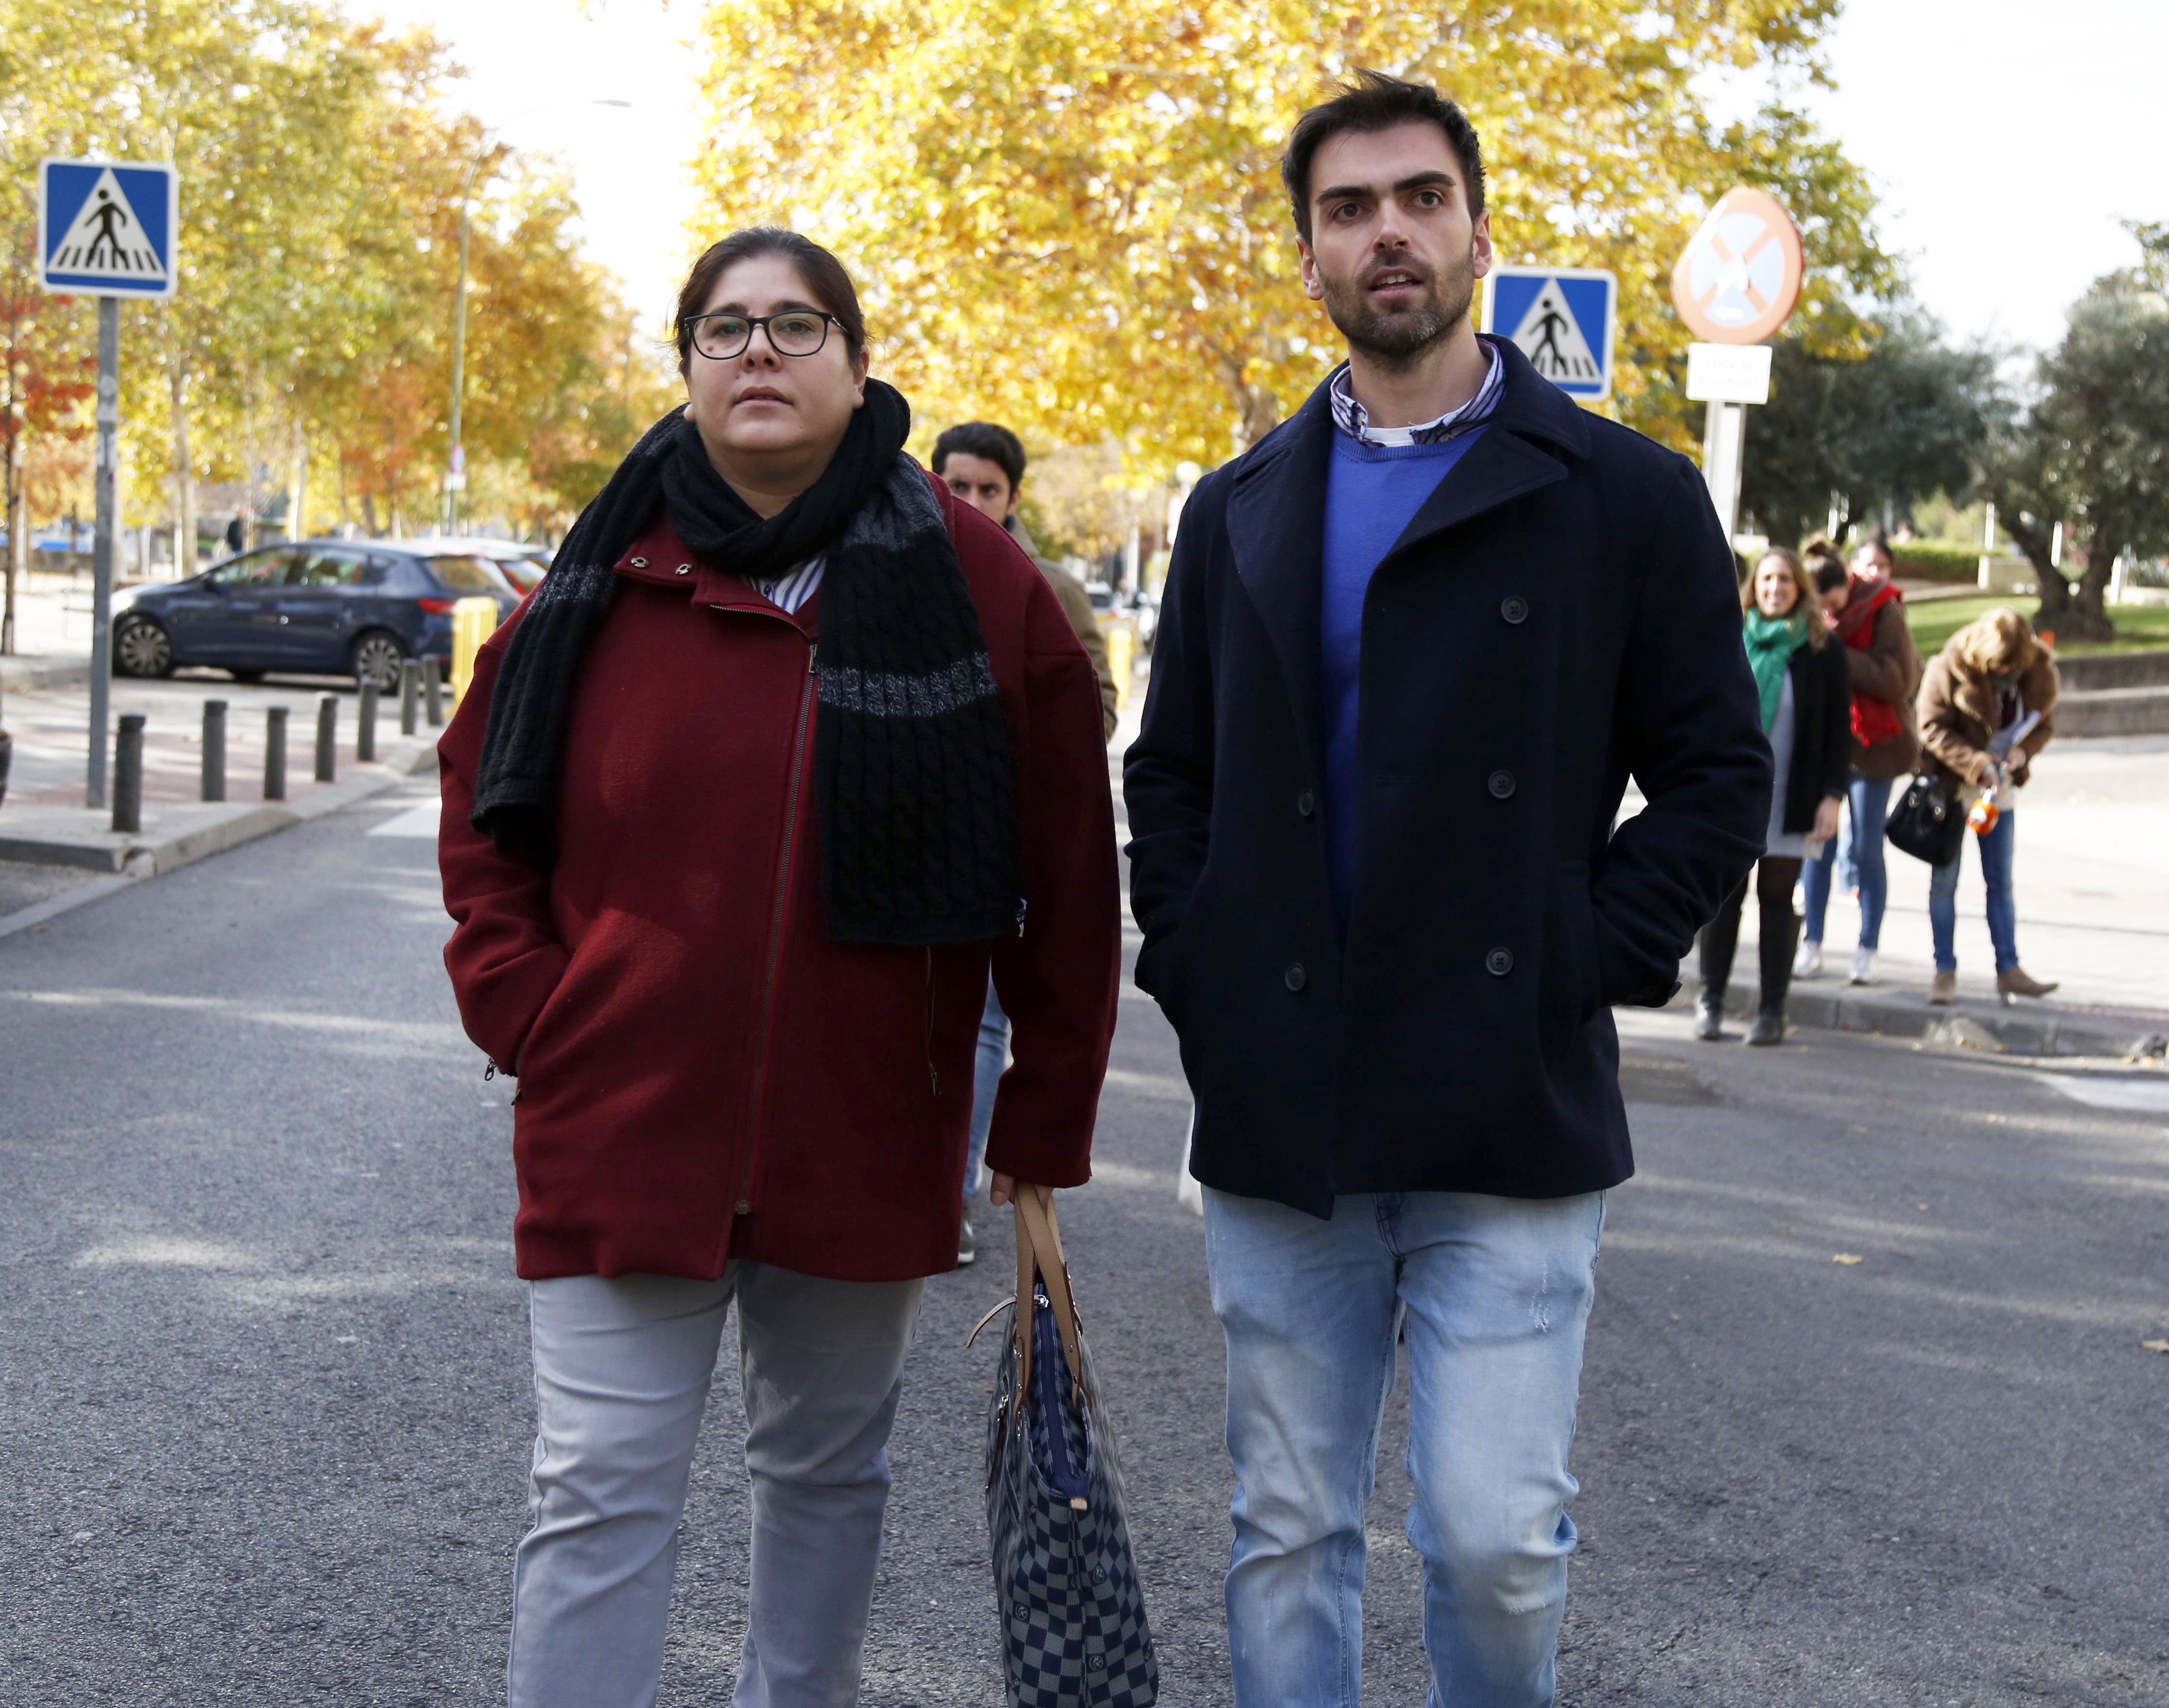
[1123,339,1771,1216]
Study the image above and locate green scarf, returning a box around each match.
[1742,609,1809,733]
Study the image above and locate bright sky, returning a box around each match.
[344,0,2165,358]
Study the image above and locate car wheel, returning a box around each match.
[113,616,174,678]
[348,630,406,692]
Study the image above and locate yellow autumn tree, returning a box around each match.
[690,0,1891,471]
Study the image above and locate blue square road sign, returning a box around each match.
[1481,265,1616,401]
[38,159,180,299]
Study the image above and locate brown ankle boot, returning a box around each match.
[1929,969,1957,1005]
[1997,966,2059,1001]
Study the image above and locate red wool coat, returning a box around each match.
[437,472,1120,1283]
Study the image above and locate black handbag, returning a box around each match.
[1887,772,1968,867]
[971,1192,1157,1707]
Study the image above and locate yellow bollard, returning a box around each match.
[448,597,500,708]
[1103,614,1137,711]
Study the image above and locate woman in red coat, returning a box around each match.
[437,228,1120,1707]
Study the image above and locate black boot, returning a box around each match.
[1694,883,1745,1042]
[1748,904,1801,1047]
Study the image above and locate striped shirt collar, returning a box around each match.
[747,555,824,615]
[1328,336,1503,447]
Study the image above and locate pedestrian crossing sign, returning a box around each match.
[38,159,179,299]
[1481,266,1616,402]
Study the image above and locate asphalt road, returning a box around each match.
[2,775,2166,1705]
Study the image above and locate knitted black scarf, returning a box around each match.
[470,382,1022,945]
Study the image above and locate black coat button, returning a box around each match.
[1501,596,1529,624]
[1486,948,1515,977]
[1487,769,1516,799]
[1297,791,1315,818]
[1284,963,1307,991]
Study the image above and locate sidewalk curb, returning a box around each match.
[0,655,93,692]
[0,739,437,942]
[1673,981,2169,1061]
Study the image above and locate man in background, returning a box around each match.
[932,421,1120,1265]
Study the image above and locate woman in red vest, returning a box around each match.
[1796,536,1922,986]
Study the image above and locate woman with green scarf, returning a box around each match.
[1694,547,1851,1045]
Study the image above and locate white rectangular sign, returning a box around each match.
[1685,341,1772,405]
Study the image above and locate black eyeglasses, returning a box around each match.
[686,310,839,361]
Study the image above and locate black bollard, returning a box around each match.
[422,656,444,727]
[265,706,288,801]
[357,679,378,763]
[315,694,338,783]
[201,699,227,802]
[111,714,145,834]
[399,659,421,736]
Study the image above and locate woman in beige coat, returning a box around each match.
[1916,608,2059,1004]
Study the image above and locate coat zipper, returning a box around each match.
[734,637,818,1220]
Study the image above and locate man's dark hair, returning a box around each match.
[1281,70,1485,242]
[674,227,867,373]
[931,421,1027,494]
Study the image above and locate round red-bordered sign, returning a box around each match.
[1671,187,1804,345]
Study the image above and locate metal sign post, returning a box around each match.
[36,157,179,807]
[1685,343,1774,545]
[89,299,118,807]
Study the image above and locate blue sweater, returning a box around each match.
[1319,428,1487,917]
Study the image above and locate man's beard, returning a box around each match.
[1319,247,1478,373]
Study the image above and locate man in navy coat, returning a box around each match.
[1124,72,1769,1706]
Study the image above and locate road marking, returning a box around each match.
[368,801,440,838]
[2036,1073,2169,1112]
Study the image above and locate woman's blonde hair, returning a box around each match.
[1952,607,2038,676]
[1741,547,1827,648]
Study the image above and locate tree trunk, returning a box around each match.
[169,363,197,580]
[3,443,21,655]
[2010,520,2114,642]
[1221,355,1282,455]
[2069,533,2120,640]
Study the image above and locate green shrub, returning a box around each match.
[1888,542,1980,583]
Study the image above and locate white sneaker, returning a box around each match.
[1793,942,1824,978]
[1850,948,1877,986]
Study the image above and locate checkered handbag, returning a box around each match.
[972,1192,1158,1707]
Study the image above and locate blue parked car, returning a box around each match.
[111,541,523,689]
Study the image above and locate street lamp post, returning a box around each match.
[442,100,629,534]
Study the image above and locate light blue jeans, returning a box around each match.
[1204,1187,1607,1708]
[1930,807,2019,972]
[1802,775,1894,949]
[964,981,1008,1206]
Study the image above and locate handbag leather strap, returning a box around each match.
[1013,1191,1085,1409]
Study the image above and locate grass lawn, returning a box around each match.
[1903,594,2169,659]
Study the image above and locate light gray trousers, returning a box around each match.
[508,1264,925,1708]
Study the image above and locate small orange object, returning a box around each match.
[1967,793,2001,834]
[2038,629,2056,652]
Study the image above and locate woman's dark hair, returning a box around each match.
[674,228,867,372]
[1858,530,1896,568]
[1281,70,1485,241]
[931,422,1027,494]
[1810,553,1850,595]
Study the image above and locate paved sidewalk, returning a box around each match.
[0,672,440,916]
[1663,734,2169,1055]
